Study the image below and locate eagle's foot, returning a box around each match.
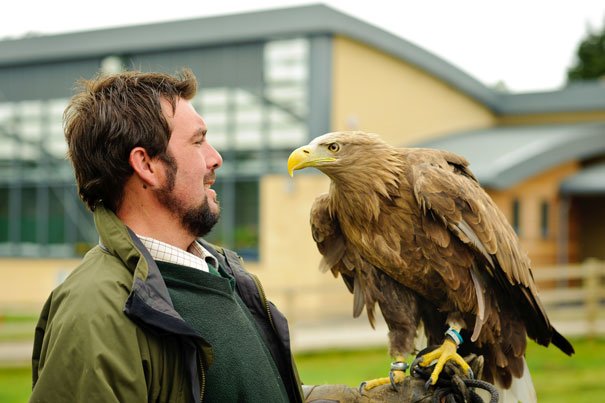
[359,358,407,392]
[417,338,472,385]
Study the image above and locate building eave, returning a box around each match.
[1,4,604,115]
[0,4,497,108]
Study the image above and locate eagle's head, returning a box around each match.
[287,131,387,177]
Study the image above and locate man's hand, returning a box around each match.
[303,377,433,403]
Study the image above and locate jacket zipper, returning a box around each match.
[250,272,276,331]
[197,351,206,402]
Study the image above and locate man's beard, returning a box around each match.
[154,153,220,238]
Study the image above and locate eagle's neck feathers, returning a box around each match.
[327,148,406,223]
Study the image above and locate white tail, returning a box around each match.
[497,358,537,403]
[475,358,536,403]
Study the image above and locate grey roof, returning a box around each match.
[1,4,604,115]
[413,122,605,189]
[497,82,605,115]
[561,162,605,195]
[0,4,499,111]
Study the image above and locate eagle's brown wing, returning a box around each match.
[310,193,382,327]
[410,149,573,354]
[410,149,532,287]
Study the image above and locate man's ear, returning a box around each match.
[129,147,160,188]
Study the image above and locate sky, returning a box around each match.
[2,0,604,93]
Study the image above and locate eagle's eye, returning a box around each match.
[327,142,340,152]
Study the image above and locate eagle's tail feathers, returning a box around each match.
[551,328,575,356]
[498,358,537,403]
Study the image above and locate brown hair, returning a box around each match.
[64,69,197,211]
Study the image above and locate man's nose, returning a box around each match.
[206,143,223,169]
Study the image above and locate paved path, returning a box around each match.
[0,341,32,366]
[291,318,390,352]
[2,318,604,365]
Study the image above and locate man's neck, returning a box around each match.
[117,204,194,252]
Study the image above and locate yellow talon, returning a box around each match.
[419,338,471,385]
[361,356,407,391]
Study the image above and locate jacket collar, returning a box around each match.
[93,206,208,341]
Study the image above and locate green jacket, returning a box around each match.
[31,206,303,403]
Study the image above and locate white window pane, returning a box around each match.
[208,131,228,151]
[269,125,306,148]
[235,129,262,150]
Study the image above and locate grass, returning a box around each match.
[297,347,393,386]
[525,338,605,403]
[1,337,603,402]
[0,314,37,342]
[0,367,31,403]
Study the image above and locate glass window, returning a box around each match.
[47,99,69,158]
[0,98,96,257]
[0,187,7,243]
[0,37,311,259]
[49,187,66,244]
[540,200,549,239]
[20,187,37,243]
[205,178,259,260]
[512,198,521,235]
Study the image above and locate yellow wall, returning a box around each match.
[254,174,356,317]
[488,161,580,266]
[254,174,378,324]
[0,258,79,310]
[331,36,496,145]
[258,174,329,289]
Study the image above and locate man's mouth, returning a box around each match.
[204,173,216,189]
[203,173,219,204]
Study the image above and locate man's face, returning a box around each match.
[153,98,223,237]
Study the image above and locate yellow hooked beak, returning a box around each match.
[287,144,336,177]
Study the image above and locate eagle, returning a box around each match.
[287,131,574,402]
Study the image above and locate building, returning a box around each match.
[1,4,604,314]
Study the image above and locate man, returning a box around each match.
[31,69,301,402]
[30,69,473,403]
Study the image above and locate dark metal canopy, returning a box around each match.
[560,162,605,195]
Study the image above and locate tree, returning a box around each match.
[567,22,605,82]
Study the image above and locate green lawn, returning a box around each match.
[0,367,31,403]
[525,338,605,403]
[0,313,37,342]
[1,338,603,402]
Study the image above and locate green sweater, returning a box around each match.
[157,261,289,402]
